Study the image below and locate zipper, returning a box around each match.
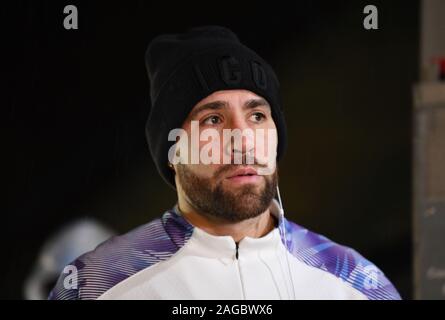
[234,242,246,299]
[235,242,239,259]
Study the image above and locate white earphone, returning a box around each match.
[276,185,296,299]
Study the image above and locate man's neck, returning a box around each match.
[177,197,276,243]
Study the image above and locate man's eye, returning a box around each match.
[251,112,266,123]
[203,115,222,125]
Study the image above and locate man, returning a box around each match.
[49,26,401,300]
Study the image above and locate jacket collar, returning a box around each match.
[171,199,283,260]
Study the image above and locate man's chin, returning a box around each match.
[177,164,277,222]
[220,184,266,207]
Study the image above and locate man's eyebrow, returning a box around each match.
[188,101,228,119]
[243,98,271,110]
[188,98,270,120]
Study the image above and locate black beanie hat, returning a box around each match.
[145,26,287,189]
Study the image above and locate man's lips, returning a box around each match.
[225,167,261,185]
[226,167,258,178]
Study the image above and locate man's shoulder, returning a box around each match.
[48,210,194,300]
[283,218,401,300]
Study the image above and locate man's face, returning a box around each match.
[174,89,278,222]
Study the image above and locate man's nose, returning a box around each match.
[225,116,256,164]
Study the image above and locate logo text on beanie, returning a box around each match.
[220,56,242,85]
[194,57,268,90]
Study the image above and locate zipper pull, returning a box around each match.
[235,242,239,260]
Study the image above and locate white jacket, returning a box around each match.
[49,200,401,300]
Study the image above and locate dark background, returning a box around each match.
[4,0,418,299]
